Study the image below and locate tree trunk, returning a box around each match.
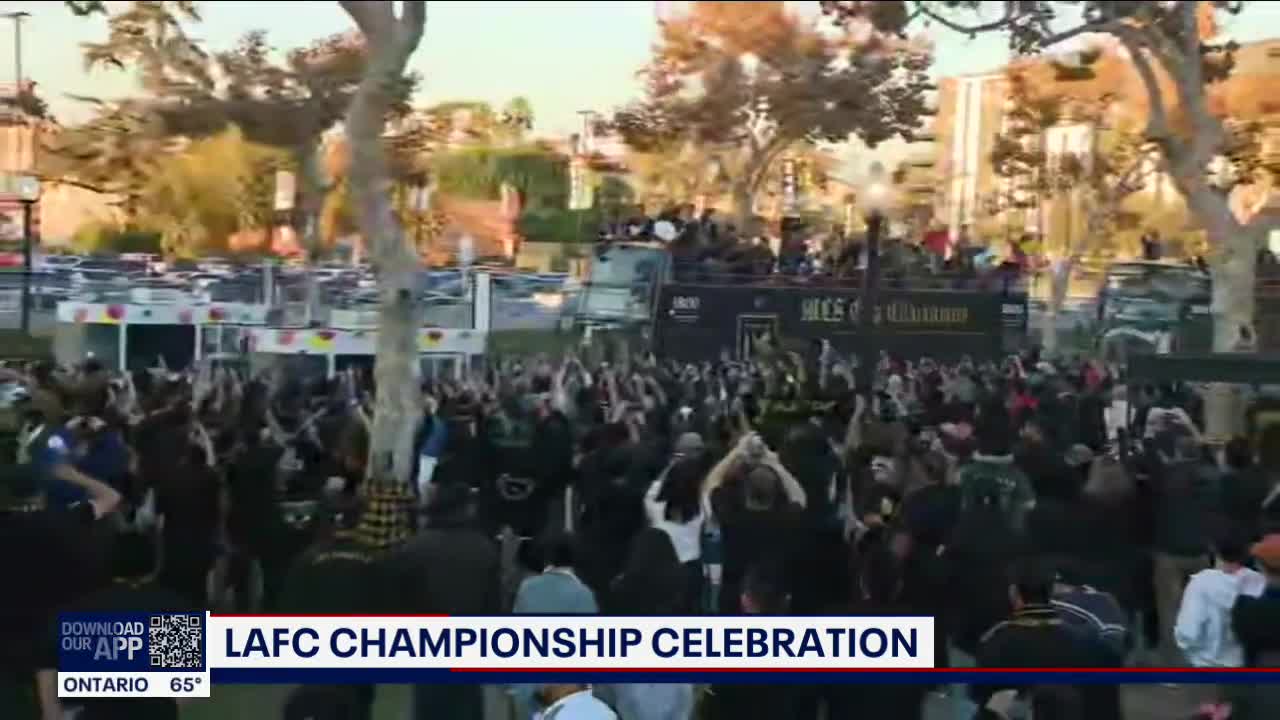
[1206,224,1257,441]
[1042,255,1075,357]
[296,141,328,325]
[341,0,426,486]
[731,181,753,230]
[1172,176,1255,440]
[731,139,789,231]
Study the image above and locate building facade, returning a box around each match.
[933,37,1280,251]
[0,81,43,244]
[934,73,1012,240]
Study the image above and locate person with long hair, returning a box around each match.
[643,453,706,613]
[608,527,686,615]
[604,529,695,720]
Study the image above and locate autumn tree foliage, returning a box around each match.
[824,0,1278,434]
[40,103,185,222]
[0,83,52,123]
[822,3,1275,330]
[613,1,933,225]
[988,55,1156,257]
[51,1,417,262]
[987,59,1156,353]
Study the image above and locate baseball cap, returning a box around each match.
[673,432,705,456]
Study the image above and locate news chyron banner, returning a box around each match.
[59,614,935,696]
[59,613,211,698]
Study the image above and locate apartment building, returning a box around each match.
[0,81,42,243]
[932,37,1280,248]
[933,72,1013,241]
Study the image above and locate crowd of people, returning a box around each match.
[598,208,1030,291]
[3,340,1280,720]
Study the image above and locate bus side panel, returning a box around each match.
[653,284,1008,362]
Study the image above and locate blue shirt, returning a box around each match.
[33,428,87,507]
[77,431,128,489]
[419,415,448,459]
[513,570,598,615]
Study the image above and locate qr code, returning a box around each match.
[148,614,203,670]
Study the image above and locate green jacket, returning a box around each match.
[956,454,1035,529]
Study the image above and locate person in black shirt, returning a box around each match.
[278,495,383,720]
[0,463,118,720]
[279,494,388,613]
[974,557,1120,720]
[155,438,222,606]
[60,532,188,720]
[704,434,806,615]
[704,563,807,720]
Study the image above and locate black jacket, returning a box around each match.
[974,605,1121,720]
[1151,458,1222,557]
[1231,587,1280,720]
[381,522,501,615]
[279,535,388,614]
[942,507,1026,656]
[1233,586,1280,668]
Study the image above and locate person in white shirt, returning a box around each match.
[643,435,707,612]
[534,685,617,720]
[1175,533,1267,667]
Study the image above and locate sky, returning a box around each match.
[4,0,1280,179]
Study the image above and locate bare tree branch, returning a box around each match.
[1115,30,1172,145]
[35,174,114,195]
[399,0,427,48]
[909,1,1019,35]
[338,0,396,42]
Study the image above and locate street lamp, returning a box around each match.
[3,12,30,86]
[856,162,889,398]
[4,12,30,126]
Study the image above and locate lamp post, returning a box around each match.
[856,162,889,398]
[3,11,29,100]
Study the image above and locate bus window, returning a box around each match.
[126,325,195,371]
[1099,263,1209,324]
[252,353,327,382]
[336,354,374,374]
[420,354,461,381]
[201,326,247,358]
[580,244,668,322]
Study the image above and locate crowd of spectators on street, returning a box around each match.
[3,339,1280,720]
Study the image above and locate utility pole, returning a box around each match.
[3,11,30,113]
[4,12,33,334]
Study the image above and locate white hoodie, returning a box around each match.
[1174,566,1267,667]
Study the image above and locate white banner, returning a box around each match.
[209,615,936,670]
